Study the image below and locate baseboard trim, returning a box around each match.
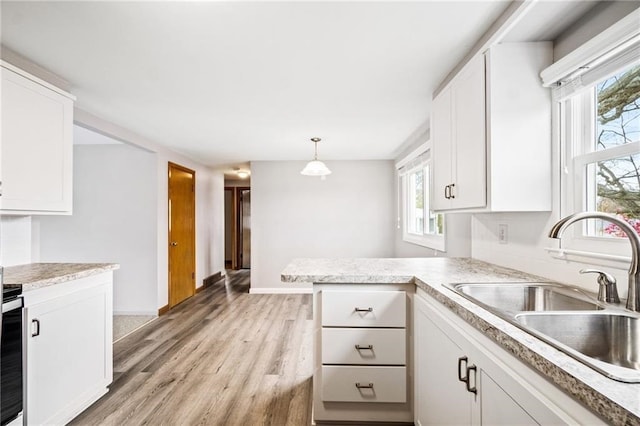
[113,311,157,316]
[203,271,224,288]
[158,304,170,315]
[249,287,313,294]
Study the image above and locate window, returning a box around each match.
[561,60,640,256]
[398,144,445,251]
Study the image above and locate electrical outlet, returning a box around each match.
[498,224,508,244]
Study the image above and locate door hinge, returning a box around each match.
[192,272,195,279]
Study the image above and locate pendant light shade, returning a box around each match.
[301,160,332,176]
[301,137,331,177]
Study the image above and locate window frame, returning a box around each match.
[559,61,639,258]
[397,142,445,252]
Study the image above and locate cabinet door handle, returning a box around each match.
[449,183,456,199]
[457,356,468,383]
[444,185,450,199]
[355,382,374,389]
[31,319,40,337]
[466,364,478,394]
[355,344,373,351]
[354,307,373,313]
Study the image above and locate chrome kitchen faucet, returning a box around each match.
[549,212,640,312]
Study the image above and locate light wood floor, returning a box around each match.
[71,270,314,426]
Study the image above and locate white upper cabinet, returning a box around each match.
[432,54,487,211]
[1,61,75,215]
[431,42,553,213]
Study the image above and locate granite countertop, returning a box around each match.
[282,257,640,426]
[281,257,548,285]
[3,262,120,291]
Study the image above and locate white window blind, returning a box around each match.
[541,7,640,88]
[551,40,640,101]
[397,151,429,176]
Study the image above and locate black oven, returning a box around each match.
[1,280,23,426]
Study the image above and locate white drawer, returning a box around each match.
[321,290,406,327]
[322,328,406,365]
[321,366,406,403]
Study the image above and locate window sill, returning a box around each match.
[545,247,631,271]
[403,233,445,252]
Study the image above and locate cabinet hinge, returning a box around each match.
[192,272,195,279]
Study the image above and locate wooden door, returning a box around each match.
[240,189,251,269]
[232,186,250,270]
[168,162,195,308]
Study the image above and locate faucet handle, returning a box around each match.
[580,269,620,304]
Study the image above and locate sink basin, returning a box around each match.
[449,282,599,312]
[444,282,640,382]
[516,312,640,382]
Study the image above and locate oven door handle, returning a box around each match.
[2,298,23,313]
[31,319,40,337]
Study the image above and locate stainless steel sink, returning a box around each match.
[449,282,600,313]
[444,282,640,382]
[516,312,640,382]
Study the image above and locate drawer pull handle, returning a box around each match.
[466,365,478,394]
[354,307,373,313]
[355,382,374,389]
[355,344,373,351]
[457,356,468,383]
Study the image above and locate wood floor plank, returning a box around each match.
[71,270,313,426]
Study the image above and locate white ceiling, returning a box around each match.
[1,1,515,168]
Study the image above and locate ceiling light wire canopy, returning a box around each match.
[300,137,332,177]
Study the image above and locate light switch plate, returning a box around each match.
[498,224,508,244]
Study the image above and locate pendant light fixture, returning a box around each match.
[300,137,332,177]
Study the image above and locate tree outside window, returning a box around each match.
[590,64,640,237]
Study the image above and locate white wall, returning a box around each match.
[0,113,225,312]
[37,143,158,314]
[0,216,35,266]
[553,1,640,61]
[72,111,226,310]
[470,5,635,297]
[197,169,225,289]
[251,160,395,292]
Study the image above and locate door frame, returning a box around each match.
[224,186,250,270]
[238,188,251,269]
[168,161,196,309]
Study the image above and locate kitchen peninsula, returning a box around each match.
[4,262,118,425]
[282,257,639,426]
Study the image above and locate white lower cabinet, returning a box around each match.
[322,366,407,403]
[322,328,406,365]
[23,273,113,425]
[415,300,473,425]
[414,289,604,426]
[313,284,414,424]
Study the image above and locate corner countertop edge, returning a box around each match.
[4,262,120,291]
[281,257,640,426]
